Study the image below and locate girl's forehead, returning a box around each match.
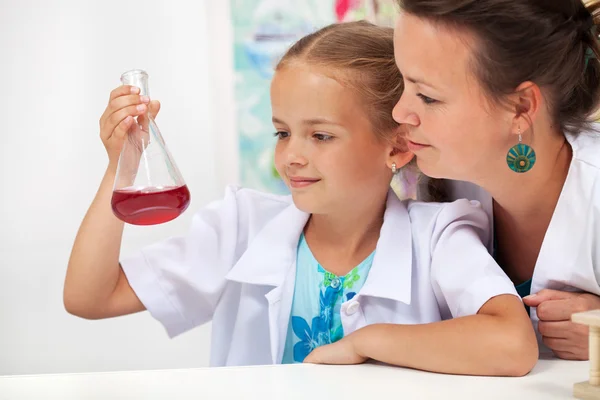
[272,66,359,109]
[270,66,373,131]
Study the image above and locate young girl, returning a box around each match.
[64,21,537,376]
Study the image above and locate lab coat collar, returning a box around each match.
[359,191,413,305]
[225,197,309,287]
[224,197,308,364]
[531,133,595,294]
[225,190,413,303]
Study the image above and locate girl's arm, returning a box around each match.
[305,200,538,376]
[351,294,537,376]
[63,85,158,319]
[64,165,145,319]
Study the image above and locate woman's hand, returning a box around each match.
[524,289,600,360]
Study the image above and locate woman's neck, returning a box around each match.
[480,127,572,283]
[484,131,571,221]
[303,196,386,277]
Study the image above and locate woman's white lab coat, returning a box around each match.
[445,129,600,333]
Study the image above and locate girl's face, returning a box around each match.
[271,62,411,215]
[392,12,514,182]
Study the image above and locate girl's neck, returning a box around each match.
[303,197,387,277]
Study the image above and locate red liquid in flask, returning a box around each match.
[111,185,191,225]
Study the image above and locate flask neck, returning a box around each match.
[121,69,150,96]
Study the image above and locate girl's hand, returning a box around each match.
[303,334,368,365]
[98,85,160,166]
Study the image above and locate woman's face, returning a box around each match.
[392,12,514,181]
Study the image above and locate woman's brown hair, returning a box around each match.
[398,0,600,135]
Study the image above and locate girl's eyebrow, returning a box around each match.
[272,116,344,127]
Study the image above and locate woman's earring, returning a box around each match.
[391,162,398,174]
[506,126,536,173]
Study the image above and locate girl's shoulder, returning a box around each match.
[212,185,294,213]
[405,198,488,227]
[192,185,298,237]
[405,197,490,235]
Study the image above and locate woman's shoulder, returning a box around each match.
[566,126,600,210]
[568,124,600,170]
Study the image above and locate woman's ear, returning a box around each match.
[508,81,542,135]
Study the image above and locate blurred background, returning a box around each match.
[0,0,398,375]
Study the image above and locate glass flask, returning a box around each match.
[111,69,191,225]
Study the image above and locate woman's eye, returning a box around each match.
[417,93,438,105]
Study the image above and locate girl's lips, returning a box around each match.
[288,177,321,188]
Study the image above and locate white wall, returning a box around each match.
[0,0,237,375]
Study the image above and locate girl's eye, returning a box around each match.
[274,131,289,139]
[313,133,334,141]
[417,93,438,105]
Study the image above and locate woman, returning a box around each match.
[392,0,600,361]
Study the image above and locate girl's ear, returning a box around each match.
[388,131,414,169]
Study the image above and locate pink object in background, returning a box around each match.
[335,0,361,21]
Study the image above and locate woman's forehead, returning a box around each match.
[394,12,478,92]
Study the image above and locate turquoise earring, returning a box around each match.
[506,127,536,173]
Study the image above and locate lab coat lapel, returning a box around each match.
[225,202,309,364]
[360,191,413,304]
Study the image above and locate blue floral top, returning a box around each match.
[281,234,375,364]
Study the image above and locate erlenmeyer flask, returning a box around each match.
[111,69,191,225]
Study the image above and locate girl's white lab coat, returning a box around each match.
[445,129,600,332]
[121,188,517,367]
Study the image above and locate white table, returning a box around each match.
[0,357,590,400]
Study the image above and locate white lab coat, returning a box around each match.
[444,129,600,332]
[121,187,518,367]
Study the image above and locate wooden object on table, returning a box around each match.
[573,310,600,400]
